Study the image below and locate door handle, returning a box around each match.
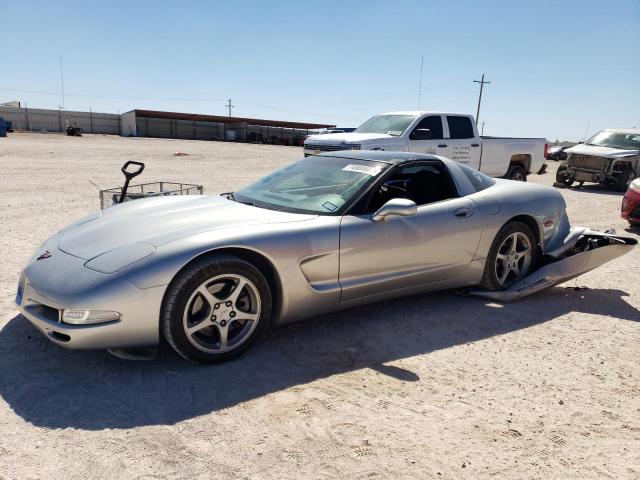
[438,144,447,148]
[471,143,480,147]
[454,208,473,219]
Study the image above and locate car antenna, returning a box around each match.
[582,120,590,142]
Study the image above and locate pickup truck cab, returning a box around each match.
[304,111,548,181]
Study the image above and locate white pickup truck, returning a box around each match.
[304,111,548,181]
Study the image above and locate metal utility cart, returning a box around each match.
[100,161,204,209]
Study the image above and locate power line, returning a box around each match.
[473,73,490,125]
[0,87,228,103]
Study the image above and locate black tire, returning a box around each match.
[506,164,527,181]
[556,164,574,187]
[615,167,635,192]
[161,254,272,364]
[480,221,538,291]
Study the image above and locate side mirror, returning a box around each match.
[410,128,431,140]
[372,198,417,222]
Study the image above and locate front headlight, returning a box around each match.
[62,309,120,325]
[84,242,156,273]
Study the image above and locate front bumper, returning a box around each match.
[16,245,166,350]
[558,167,607,184]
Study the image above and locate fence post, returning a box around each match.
[90,107,94,133]
[25,103,30,131]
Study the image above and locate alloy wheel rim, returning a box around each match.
[183,274,261,353]
[495,232,532,288]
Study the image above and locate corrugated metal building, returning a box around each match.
[122,109,335,146]
[0,106,120,135]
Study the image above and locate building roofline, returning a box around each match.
[131,109,335,130]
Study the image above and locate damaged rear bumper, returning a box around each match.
[465,228,637,302]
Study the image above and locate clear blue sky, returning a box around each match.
[1,0,638,141]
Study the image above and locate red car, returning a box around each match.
[622,179,640,226]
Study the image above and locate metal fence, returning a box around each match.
[0,106,120,135]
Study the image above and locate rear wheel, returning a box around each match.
[161,255,272,363]
[506,165,527,181]
[616,167,635,192]
[481,221,538,291]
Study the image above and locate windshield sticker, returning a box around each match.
[322,201,338,212]
[342,164,383,176]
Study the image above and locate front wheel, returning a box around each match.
[556,164,574,187]
[480,221,538,291]
[161,255,272,363]
[616,167,635,192]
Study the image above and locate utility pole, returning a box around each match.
[417,55,424,109]
[473,73,490,125]
[225,98,235,117]
[59,56,65,109]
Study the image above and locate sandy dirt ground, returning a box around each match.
[0,133,638,480]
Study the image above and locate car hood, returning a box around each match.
[59,195,315,259]
[305,132,394,143]
[566,144,639,158]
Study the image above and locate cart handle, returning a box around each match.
[121,161,145,179]
[119,161,145,204]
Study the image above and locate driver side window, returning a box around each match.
[363,163,458,213]
[409,116,444,140]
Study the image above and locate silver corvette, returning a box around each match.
[16,152,635,363]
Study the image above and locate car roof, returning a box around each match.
[315,150,444,165]
[602,128,640,135]
[377,111,468,116]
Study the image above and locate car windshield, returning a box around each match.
[355,115,417,136]
[233,157,389,215]
[585,131,640,150]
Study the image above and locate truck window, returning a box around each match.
[447,116,475,139]
[409,116,443,140]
